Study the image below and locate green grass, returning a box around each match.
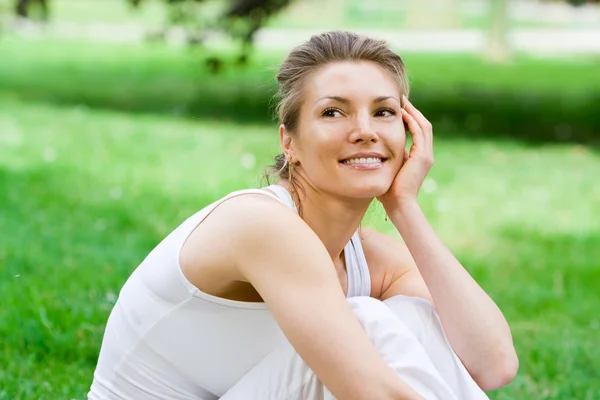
[1,38,599,399]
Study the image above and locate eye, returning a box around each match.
[375,108,397,117]
[322,108,343,118]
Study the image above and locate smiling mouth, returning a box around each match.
[339,157,387,169]
[340,157,386,165]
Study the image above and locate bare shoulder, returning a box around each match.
[359,227,433,303]
[180,192,322,290]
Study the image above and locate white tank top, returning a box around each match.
[88,185,371,399]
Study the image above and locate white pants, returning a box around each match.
[221,295,489,400]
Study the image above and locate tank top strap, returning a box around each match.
[344,231,372,298]
[181,188,284,234]
[175,187,285,261]
[263,184,297,212]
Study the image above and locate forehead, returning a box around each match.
[305,61,399,100]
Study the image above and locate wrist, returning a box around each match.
[384,198,421,218]
[386,202,427,238]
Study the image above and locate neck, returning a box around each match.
[277,180,371,261]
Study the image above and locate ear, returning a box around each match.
[279,124,294,159]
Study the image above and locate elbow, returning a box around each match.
[474,350,519,392]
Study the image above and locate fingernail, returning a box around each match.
[402,95,408,107]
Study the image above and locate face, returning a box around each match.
[282,61,406,199]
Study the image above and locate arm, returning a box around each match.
[383,207,518,391]
[222,195,422,400]
[376,96,518,391]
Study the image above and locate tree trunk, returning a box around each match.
[405,0,461,29]
[485,0,511,63]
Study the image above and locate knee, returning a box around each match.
[347,296,420,351]
[347,296,386,311]
[347,296,400,327]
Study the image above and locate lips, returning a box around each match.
[340,157,384,165]
[339,152,387,165]
[339,154,387,170]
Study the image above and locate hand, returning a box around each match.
[377,95,434,212]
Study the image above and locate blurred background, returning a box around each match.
[0,0,599,399]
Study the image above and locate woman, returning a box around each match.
[89,31,518,400]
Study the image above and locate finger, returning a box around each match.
[403,95,427,124]
[402,109,425,153]
[406,101,432,151]
[403,96,433,149]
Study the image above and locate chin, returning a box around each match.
[335,162,395,199]
[344,180,391,199]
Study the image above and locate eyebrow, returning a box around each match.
[316,95,399,105]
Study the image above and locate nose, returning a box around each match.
[350,110,378,143]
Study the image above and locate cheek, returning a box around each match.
[396,131,407,147]
[384,125,407,150]
[301,121,348,153]
[294,127,340,168]
[315,119,352,139]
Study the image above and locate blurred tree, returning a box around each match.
[130,0,294,62]
[15,0,48,21]
[10,0,598,65]
[223,0,295,57]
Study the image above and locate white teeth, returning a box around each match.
[342,157,383,164]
